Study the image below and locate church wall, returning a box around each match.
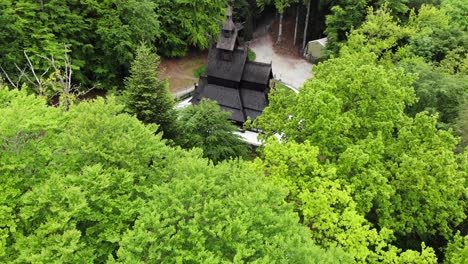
[207,76,239,89]
[240,81,267,91]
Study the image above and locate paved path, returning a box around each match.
[172,86,194,99]
[249,21,313,89]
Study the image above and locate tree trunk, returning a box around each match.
[294,6,299,46]
[302,0,311,50]
[277,12,283,44]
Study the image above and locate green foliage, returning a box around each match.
[248,48,257,61]
[342,5,468,148]
[442,0,468,31]
[176,99,250,164]
[256,49,415,158]
[1,87,352,263]
[1,93,172,262]
[324,0,466,58]
[324,0,412,56]
[401,57,468,125]
[192,65,207,78]
[455,98,468,151]
[254,139,439,263]
[324,0,369,56]
[116,160,341,263]
[152,0,225,57]
[444,232,468,264]
[123,44,177,139]
[0,88,62,261]
[381,113,464,238]
[0,0,226,89]
[407,4,467,63]
[256,0,298,13]
[345,7,414,58]
[253,37,466,260]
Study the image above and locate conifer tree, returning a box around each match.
[176,99,250,163]
[123,44,177,139]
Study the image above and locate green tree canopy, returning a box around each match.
[252,36,466,259]
[0,87,354,263]
[254,139,438,263]
[176,99,250,163]
[115,159,348,263]
[255,48,415,159]
[0,0,225,89]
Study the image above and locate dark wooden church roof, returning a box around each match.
[216,29,238,51]
[241,88,268,111]
[206,48,247,82]
[191,5,273,123]
[192,77,246,122]
[242,61,273,84]
[191,77,270,123]
[216,5,238,51]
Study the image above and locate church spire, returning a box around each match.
[222,3,235,34]
[216,1,239,52]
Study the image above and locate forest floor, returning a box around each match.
[249,13,313,89]
[160,50,208,95]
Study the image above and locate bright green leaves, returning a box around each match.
[1,88,354,263]
[0,91,173,262]
[381,113,465,238]
[346,7,414,58]
[444,232,468,264]
[336,133,392,215]
[0,88,62,261]
[255,139,438,263]
[116,160,333,263]
[96,0,159,67]
[252,12,465,258]
[255,50,415,158]
[152,0,225,57]
[408,4,466,63]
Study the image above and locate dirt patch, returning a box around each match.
[160,50,208,94]
[269,13,303,58]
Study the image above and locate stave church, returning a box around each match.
[191,6,273,124]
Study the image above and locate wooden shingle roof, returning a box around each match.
[191,79,247,123]
[241,88,268,111]
[206,48,247,82]
[241,61,272,85]
[190,4,272,123]
[216,28,238,51]
[216,5,237,51]
[191,79,269,123]
[244,109,263,121]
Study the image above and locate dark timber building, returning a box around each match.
[191,6,273,123]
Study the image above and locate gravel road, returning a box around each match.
[248,19,313,89]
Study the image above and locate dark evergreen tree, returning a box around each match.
[123,44,177,139]
[176,99,250,164]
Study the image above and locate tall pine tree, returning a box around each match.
[123,44,177,139]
